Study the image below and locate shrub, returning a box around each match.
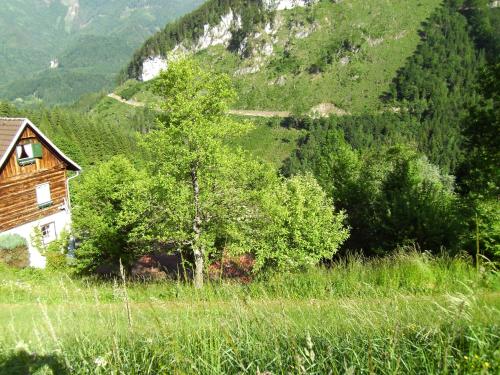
[72,156,146,273]
[45,230,71,270]
[0,233,26,250]
[46,252,68,271]
[254,173,349,271]
[0,234,29,268]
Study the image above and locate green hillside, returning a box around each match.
[86,0,444,167]
[123,0,442,114]
[73,92,301,167]
[0,0,204,105]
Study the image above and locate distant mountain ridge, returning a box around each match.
[0,0,204,105]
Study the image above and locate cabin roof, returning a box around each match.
[0,118,24,160]
[0,117,82,172]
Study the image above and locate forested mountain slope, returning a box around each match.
[0,0,204,105]
[283,0,499,256]
[121,0,442,114]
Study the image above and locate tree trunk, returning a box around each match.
[193,247,204,289]
[191,162,204,288]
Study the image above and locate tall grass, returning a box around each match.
[0,252,498,374]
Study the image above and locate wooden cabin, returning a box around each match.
[0,118,81,268]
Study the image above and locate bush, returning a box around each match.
[72,156,146,273]
[0,234,26,250]
[254,173,349,271]
[45,231,71,270]
[46,252,68,271]
[0,234,29,268]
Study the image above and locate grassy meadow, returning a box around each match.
[0,252,499,374]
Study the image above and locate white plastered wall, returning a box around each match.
[0,209,72,268]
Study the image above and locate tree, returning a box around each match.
[72,156,145,273]
[458,64,500,259]
[72,60,349,282]
[377,146,462,252]
[121,59,349,287]
[253,173,349,271]
[136,59,261,288]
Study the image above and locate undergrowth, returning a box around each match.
[0,252,498,374]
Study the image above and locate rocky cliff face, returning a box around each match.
[62,0,80,32]
[196,10,242,50]
[141,9,242,81]
[140,0,319,81]
[142,56,169,81]
[263,0,317,11]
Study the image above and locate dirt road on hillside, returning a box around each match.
[107,93,291,118]
[107,93,145,107]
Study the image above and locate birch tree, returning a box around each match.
[138,59,257,288]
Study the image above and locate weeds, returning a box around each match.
[0,252,498,374]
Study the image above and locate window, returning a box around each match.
[16,143,42,166]
[36,183,52,208]
[40,222,56,244]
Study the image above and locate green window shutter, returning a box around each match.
[32,143,43,158]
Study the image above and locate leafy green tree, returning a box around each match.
[377,146,462,252]
[71,60,348,281]
[458,64,500,259]
[253,173,349,271]
[119,59,348,287]
[72,156,145,273]
[134,59,261,288]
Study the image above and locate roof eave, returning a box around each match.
[0,118,82,172]
[24,119,82,171]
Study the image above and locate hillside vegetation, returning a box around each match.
[123,0,442,114]
[0,0,204,105]
[1,253,499,373]
[284,0,499,259]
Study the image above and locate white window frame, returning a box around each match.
[36,183,52,207]
[16,144,34,159]
[40,222,57,245]
[16,143,36,166]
